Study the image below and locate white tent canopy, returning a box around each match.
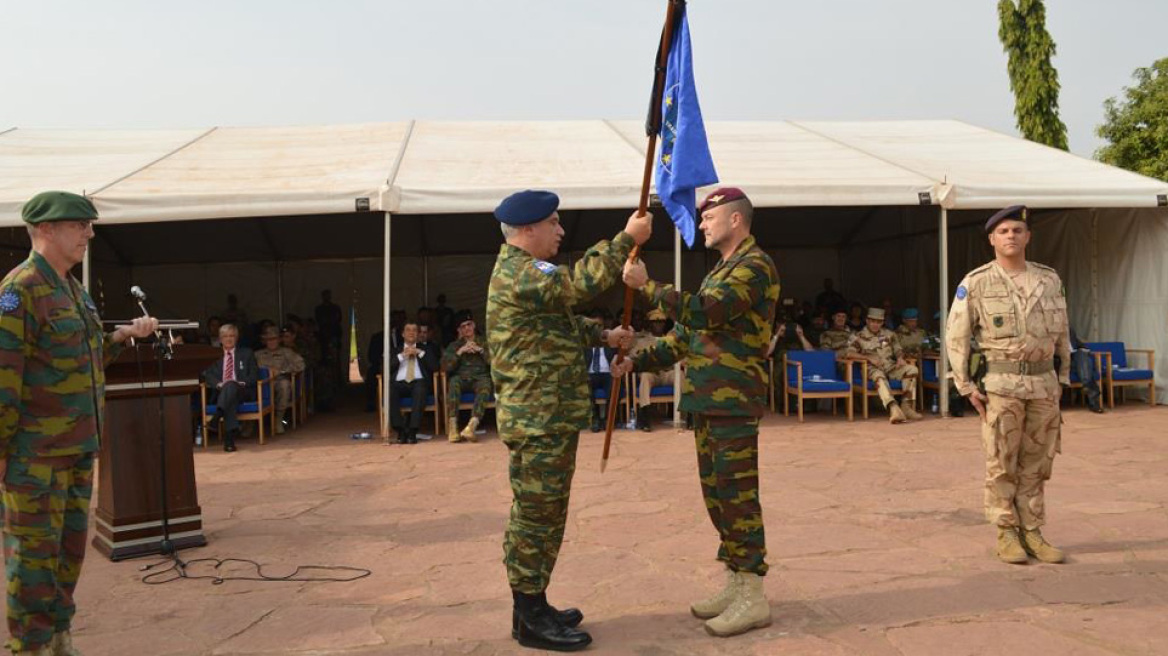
[4,120,1165,224]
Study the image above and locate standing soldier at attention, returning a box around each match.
[895,308,928,357]
[946,205,1070,565]
[441,312,492,443]
[846,307,922,424]
[487,190,648,651]
[0,192,158,656]
[617,187,779,638]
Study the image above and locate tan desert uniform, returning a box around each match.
[632,316,677,409]
[946,261,1070,530]
[846,324,918,407]
[895,324,927,357]
[255,342,306,431]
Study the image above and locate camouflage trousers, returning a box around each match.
[273,376,294,415]
[2,454,95,653]
[870,362,918,406]
[637,368,676,408]
[693,415,768,576]
[982,393,1061,529]
[447,374,493,425]
[503,432,579,594]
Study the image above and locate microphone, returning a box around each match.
[130,285,147,301]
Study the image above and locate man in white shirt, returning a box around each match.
[389,321,439,444]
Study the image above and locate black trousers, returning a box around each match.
[208,382,255,432]
[1071,350,1102,405]
[588,373,610,416]
[390,378,427,429]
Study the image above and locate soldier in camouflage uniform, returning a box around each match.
[846,307,922,424]
[0,192,158,656]
[255,325,306,435]
[441,313,492,443]
[818,308,852,370]
[487,190,648,652]
[895,308,927,357]
[619,187,779,638]
[946,205,1070,565]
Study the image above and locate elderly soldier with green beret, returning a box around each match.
[487,190,648,651]
[946,205,1070,565]
[255,325,306,435]
[618,187,780,638]
[441,312,492,443]
[1,192,158,656]
[846,307,923,424]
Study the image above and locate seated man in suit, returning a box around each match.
[202,323,259,451]
[389,321,439,444]
[584,316,618,433]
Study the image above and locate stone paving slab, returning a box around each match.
[4,403,1167,655]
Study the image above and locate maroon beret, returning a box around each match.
[698,187,750,213]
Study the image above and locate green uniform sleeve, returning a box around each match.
[577,317,605,349]
[0,285,34,452]
[441,342,460,373]
[515,232,634,310]
[642,258,770,330]
[632,325,691,373]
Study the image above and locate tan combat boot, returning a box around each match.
[1020,528,1065,563]
[690,568,738,619]
[51,630,82,656]
[16,642,53,656]
[996,527,1029,564]
[888,402,907,424]
[460,416,480,443]
[900,399,922,420]
[447,419,463,443]
[704,572,772,637]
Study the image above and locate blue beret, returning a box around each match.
[902,308,919,320]
[494,190,559,226]
[985,205,1028,233]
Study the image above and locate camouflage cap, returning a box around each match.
[698,187,749,213]
[985,205,1028,233]
[647,308,667,321]
[867,307,885,321]
[22,191,99,224]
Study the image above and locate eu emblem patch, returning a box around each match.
[993,316,1004,328]
[533,261,558,275]
[0,289,19,314]
[955,286,968,301]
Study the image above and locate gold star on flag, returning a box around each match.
[665,95,674,108]
[662,154,672,165]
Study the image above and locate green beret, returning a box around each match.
[21,191,99,225]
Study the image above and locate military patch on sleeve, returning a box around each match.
[533,260,558,275]
[0,289,19,314]
[955,285,968,301]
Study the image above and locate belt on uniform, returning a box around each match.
[986,360,1054,375]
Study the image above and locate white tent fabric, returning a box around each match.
[4,120,1165,225]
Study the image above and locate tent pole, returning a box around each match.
[938,207,950,417]
[82,246,90,291]
[382,212,392,441]
[276,261,284,327]
[1090,212,1100,337]
[673,228,682,428]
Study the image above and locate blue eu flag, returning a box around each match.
[654,9,718,248]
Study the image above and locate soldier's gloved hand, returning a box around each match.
[604,326,635,350]
[610,357,634,379]
[623,210,653,245]
[623,259,649,289]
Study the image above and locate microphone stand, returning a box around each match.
[133,294,178,560]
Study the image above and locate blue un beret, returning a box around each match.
[985,205,1028,233]
[902,308,919,320]
[494,190,560,226]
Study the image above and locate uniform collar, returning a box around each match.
[29,250,69,289]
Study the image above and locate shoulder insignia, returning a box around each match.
[1031,262,1055,273]
[955,285,968,301]
[533,260,558,275]
[0,289,19,314]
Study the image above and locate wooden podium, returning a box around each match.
[94,343,219,560]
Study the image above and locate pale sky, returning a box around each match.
[2,0,1164,158]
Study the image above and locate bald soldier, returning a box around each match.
[487,190,648,651]
[618,187,780,638]
[1,192,158,656]
[846,307,922,423]
[946,205,1070,565]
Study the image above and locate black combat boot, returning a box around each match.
[637,405,652,432]
[512,590,591,651]
[591,406,604,433]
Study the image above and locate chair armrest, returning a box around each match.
[1125,349,1155,370]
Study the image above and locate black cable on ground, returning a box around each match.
[140,556,371,586]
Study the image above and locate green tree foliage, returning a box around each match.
[997,0,1069,150]
[1096,58,1168,182]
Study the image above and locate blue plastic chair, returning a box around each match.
[784,351,853,422]
[200,366,276,448]
[378,373,442,437]
[1085,341,1156,407]
[847,358,905,419]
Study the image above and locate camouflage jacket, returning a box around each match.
[0,252,123,458]
[442,337,491,379]
[255,346,305,378]
[945,261,1070,400]
[632,235,779,417]
[487,232,634,440]
[895,325,927,356]
[846,326,903,371]
[818,328,851,356]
